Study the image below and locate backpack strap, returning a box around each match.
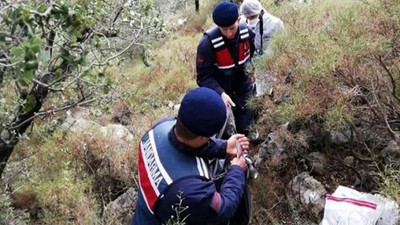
[232,22,250,68]
[238,22,250,41]
[259,9,265,55]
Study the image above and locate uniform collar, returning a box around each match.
[168,126,210,157]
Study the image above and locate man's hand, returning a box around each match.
[226,134,249,158]
[230,156,247,170]
[221,92,236,108]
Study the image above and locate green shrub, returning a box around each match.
[378,165,400,204]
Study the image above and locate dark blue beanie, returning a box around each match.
[178,87,227,137]
[212,2,239,27]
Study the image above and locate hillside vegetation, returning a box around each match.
[1,0,399,224]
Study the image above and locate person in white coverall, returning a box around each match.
[240,0,284,54]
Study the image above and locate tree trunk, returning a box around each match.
[195,0,199,12]
[0,74,50,178]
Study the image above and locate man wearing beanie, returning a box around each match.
[131,87,250,225]
[196,1,256,137]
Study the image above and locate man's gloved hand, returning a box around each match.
[221,92,236,108]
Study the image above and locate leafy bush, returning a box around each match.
[0,0,167,176]
[378,165,400,204]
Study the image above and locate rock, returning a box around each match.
[167,101,175,109]
[1,130,11,143]
[343,156,354,166]
[381,140,400,167]
[101,124,134,143]
[255,79,273,97]
[274,93,290,105]
[254,68,277,97]
[356,125,384,144]
[67,120,134,149]
[248,130,260,143]
[67,118,102,134]
[65,107,90,123]
[306,152,327,176]
[286,172,327,219]
[330,130,350,145]
[112,107,132,125]
[61,107,91,130]
[284,71,293,84]
[330,123,386,147]
[63,119,135,196]
[177,18,187,25]
[255,131,287,168]
[104,188,136,224]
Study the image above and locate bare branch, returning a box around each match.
[376,55,400,103]
[30,3,54,17]
[0,61,21,67]
[0,67,4,84]
[110,5,124,28]
[32,78,70,92]
[370,78,400,144]
[0,31,15,38]
[0,4,11,13]
[91,32,142,67]
[8,97,99,130]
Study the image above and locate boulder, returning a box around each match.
[104,188,137,224]
[381,140,400,168]
[305,152,327,176]
[286,172,327,219]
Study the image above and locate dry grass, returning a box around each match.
[8,121,137,224]
[114,34,199,110]
[67,128,136,185]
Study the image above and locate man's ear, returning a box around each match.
[197,136,210,146]
[200,136,209,142]
[237,17,241,22]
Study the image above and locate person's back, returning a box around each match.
[131,87,249,225]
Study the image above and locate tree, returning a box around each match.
[0,0,166,177]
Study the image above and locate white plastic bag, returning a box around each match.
[321,185,399,225]
[374,194,400,225]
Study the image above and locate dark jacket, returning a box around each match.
[196,22,255,96]
[131,118,246,225]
